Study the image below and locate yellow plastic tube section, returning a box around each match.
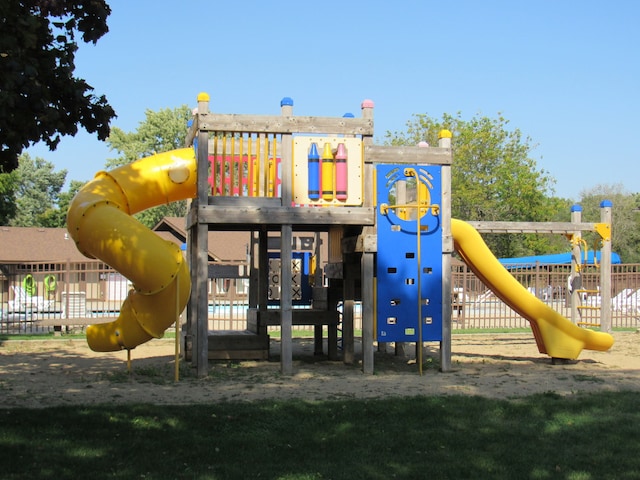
[451,219,614,359]
[66,148,197,352]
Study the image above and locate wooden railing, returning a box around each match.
[208,134,282,198]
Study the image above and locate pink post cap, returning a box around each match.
[361,99,375,108]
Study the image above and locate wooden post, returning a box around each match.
[600,200,613,333]
[361,252,375,374]
[248,231,260,309]
[327,275,341,360]
[196,93,211,378]
[342,259,356,364]
[280,97,294,375]
[258,228,269,313]
[280,226,293,374]
[361,99,375,374]
[313,232,323,355]
[186,205,197,359]
[438,131,453,372]
[570,205,582,324]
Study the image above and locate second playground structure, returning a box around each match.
[67,92,614,376]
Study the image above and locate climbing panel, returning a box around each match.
[375,165,443,343]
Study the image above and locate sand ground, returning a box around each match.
[1,331,639,408]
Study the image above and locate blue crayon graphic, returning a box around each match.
[307,142,320,200]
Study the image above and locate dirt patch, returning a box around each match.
[1,331,639,408]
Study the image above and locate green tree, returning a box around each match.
[542,194,576,254]
[577,184,640,264]
[0,169,19,225]
[9,153,67,227]
[40,179,85,228]
[385,113,562,257]
[106,106,193,227]
[106,106,193,169]
[0,1,116,173]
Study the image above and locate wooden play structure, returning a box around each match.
[63,91,615,377]
[182,93,454,377]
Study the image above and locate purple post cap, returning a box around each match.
[361,99,375,108]
[280,97,294,107]
[335,143,347,159]
[417,141,429,148]
[571,205,583,212]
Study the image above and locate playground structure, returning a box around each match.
[179,93,457,376]
[67,92,614,377]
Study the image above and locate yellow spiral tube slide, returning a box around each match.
[66,148,197,351]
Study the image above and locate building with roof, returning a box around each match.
[1,218,326,322]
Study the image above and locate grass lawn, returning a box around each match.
[1,391,639,479]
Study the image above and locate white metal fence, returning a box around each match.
[3,261,639,335]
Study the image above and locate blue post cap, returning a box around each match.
[571,205,583,212]
[280,97,294,107]
[343,113,355,118]
[600,199,613,208]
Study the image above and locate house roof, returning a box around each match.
[0,226,90,263]
[1,218,326,265]
[154,217,328,263]
[0,222,249,265]
[153,217,250,263]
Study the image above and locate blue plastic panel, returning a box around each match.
[375,165,443,342]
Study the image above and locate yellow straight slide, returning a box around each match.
[67,148,197,351]
[451,219,614,359]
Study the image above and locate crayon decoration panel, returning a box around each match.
[292,137,363,206]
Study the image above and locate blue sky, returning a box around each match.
[27,0,639,201]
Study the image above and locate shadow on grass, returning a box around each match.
[1,392,639,479]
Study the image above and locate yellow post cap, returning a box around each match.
[197,92,210,102]
[438,129,452,139]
